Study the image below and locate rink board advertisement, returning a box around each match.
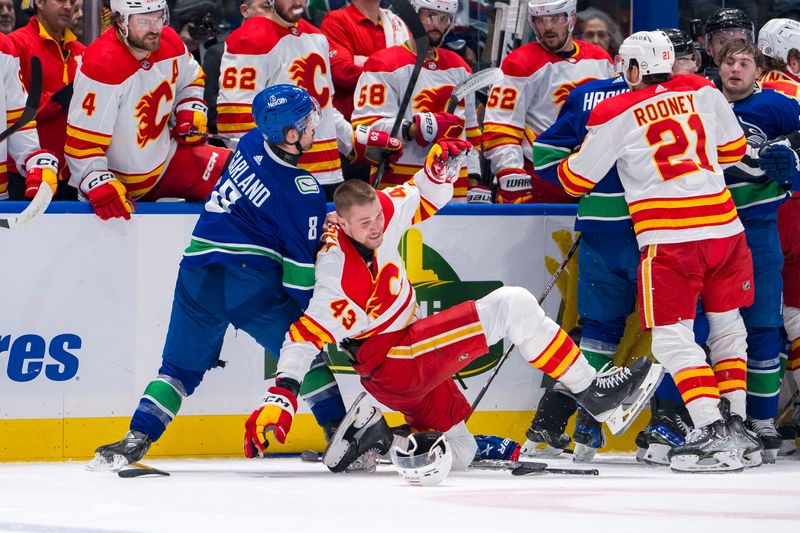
[0,203,619,461]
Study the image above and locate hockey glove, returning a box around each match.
[423,138,471,184]
[23,150,59,198]
[467,184,492,204]
[173,98,209,145]
[410,112,464,147]
[758,143,800,190]
[495,168,534,204]
[351,125,403,165]
[80,171,135,221]
[474,434,521,461]
[244,379,299,458]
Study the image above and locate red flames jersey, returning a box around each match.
[275,169,453,382]
[351,45,481,200]
[483,40,613,174]
[65,28,205,199]
[216,16,354,186]
[760,69,800,102]
[558,75,746,247]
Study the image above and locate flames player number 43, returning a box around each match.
[646,114,713,182]
[221,67,257,90]
[330,298,356,330]
[357,85,386,108]
[486,87,516,111]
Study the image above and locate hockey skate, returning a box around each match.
[642,409,691,466]
[746,418,781,464]
[520,426,570,458]
[563,356,664,435]
[668,419,744,473]
[519,390,574,458]
[777,404,799,456]
[323,392,394,473]
[572,407,605,463]
[719,399,762,468]
[87,430,152,472]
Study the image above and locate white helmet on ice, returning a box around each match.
[110,0,169,26]
[390,432,453,487]
[527,0,577,31]
[758,18,800,63]
[616,31,675,85]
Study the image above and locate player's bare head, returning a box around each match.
[527,0,576,53]
[617,31,674,89]
[34,0,75,35]
[413,0,458,48]
[241,0,270,20]
[334,180,384,250]
[719,39,764,102]
[111,0,168,54]
[266,0,306,26]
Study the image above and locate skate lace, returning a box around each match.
[749,418,780,438]
[594,363,631,389]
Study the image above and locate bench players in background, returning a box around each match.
[217,0,356,199]
[558,31,760,473]
[482,0,613,204]
[350,0,479,202]
[89,85,402,470]
[242,137,662,475]
[64,0,230,221]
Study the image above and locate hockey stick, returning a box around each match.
[372,0,430,190]
[187,128,237,144]
[468,235,581,416]
[470,459,598,476]
[0,56,41,144]
[776,389,799,425]
[490,2,507,68]
[445,68,504,114]
[0,181,53,230]
[118,462,170,478]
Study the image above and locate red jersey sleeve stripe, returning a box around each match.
[557,157,594,196]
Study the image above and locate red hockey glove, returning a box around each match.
[412,112,464,147]
[495,168,534,204]
[351,125,403,165]
[80,171,135,221]
[423,138,472,184]
[244,383,298,458]
[23,150,59,198]
[467,184,493,204]
[173,98,208,145]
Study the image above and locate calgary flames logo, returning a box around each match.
[135,81,173,148]
[413,85,456,113]
[551,77,597,108]
[289,53,330,108]
[366,263,402,318]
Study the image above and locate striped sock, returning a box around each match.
[531,329,593,393]
[130,374,186,441]
[674,365,721,428]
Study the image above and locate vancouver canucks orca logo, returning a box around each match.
[736,116,767,146]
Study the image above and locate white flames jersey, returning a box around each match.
[65,28,204,199]
[760,69,800,102]
[483,40,613,173]
[216,16,353,186]
[558,75,747,247]
[0,32,39,199]
[351,46,481,200]
[275,171,452,382]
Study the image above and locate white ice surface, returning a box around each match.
[1,454,799,533]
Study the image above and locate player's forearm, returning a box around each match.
[276,341,322,385]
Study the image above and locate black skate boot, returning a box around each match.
[572,407,605,463]
[520,389,575,458]
[88,430,153,471]
[323,392,394,473]
[719,398,762,468]
[777,404,799,456]
[745,418,781,464]
[564,356,663,435]
[635,427,651,463]
[642,407,692,466]
[668,418,743,473]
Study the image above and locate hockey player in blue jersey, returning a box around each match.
[89,85,403,470]
[527,29,699,465]
[716,39,800,462]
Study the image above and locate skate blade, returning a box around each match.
[741,450,762,468]
[669,450,744,473]
[761,449,778,464]
[85,453,128,472]
[642,443,671,466]
[604,364,664,436]
[572,443,597,463]
[635,446,647,463]
[519,440,565,458]
[322,392,368,472]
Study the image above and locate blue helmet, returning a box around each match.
[252,84,321,143]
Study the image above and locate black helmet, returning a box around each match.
[705,8,754,41]
[659,28,693,56]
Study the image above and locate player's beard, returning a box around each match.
[127,30,161,52]
[428,29,445,48]
[273,1,305,24]
[538,28,570,53]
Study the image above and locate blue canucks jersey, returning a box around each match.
[181,129,326,308]
[532,75,631,233]
[725,87,800,222]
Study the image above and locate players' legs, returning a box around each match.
[142,143,231,202]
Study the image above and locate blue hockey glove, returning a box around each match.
[758,143,800,190]
[474,434,521,461]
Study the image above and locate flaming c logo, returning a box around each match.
[289,53,330,108]
[135,81,174,148]
[551,77,597,107]
[366,263,402,318]
[413,85,456,113]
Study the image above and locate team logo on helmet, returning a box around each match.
[289,53,330,109]
[412,85,456,112]
[551,77,596,107]
[135,80,173,148]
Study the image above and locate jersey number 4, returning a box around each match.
[646,114,713,181]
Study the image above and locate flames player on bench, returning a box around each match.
[241,137,662,473]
